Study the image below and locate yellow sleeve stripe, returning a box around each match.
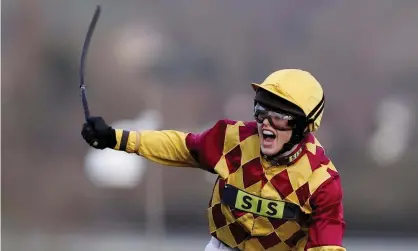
[114,129,123,150]
[125,131,139,153]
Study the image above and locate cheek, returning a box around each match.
[275,131,292,143]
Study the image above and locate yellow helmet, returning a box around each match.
[251,69,325,133]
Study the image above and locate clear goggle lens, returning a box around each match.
[254,103,295,130]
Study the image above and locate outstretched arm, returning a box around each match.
[112,129,199,167]
[82,117,227,170]
[305,176,346,251]
[81,117,227,173]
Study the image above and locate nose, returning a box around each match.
[262,118,270,126]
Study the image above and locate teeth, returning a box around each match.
[263,130,274,136]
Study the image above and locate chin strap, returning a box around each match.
[262,143,305,166]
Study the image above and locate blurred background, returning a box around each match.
[2,0,418,250]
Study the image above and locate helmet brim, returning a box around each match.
[251,83,305,117]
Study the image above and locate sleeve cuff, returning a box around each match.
[113,129,140,153]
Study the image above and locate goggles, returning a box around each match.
[254,103,296,131]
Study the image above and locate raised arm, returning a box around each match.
[81,116,227,170]
[112,129,198,167]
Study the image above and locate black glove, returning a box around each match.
[81,116,117,149]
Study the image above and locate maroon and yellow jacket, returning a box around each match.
[113,119,346,251]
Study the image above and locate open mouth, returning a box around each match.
[262,129,276,142]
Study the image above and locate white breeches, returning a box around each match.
[204,237,238,251]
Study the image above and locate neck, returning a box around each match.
[262,142,304,166]
[278,144,299,157]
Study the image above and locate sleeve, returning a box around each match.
[184,120,228,172]
[111,120,227,170]
[112,129,198,167]
[305,175,346,251]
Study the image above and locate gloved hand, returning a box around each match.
[81,116,117,149]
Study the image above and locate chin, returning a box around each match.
[260,147,280,157]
